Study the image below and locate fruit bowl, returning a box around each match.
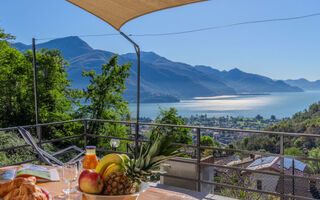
[77,182,149,200]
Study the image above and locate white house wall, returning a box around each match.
[250,173,279,193]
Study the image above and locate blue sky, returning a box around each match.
[1,0,320,80]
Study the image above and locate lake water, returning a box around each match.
[128,91,320,119]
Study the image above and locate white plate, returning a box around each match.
[77,182,149,200]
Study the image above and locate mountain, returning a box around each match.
[195,66,302,93]
[285,78,320,91]
[13,36,93,60]
[121,52,236,98]
[12,36,302,103]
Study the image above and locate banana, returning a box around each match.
[102,163,124,181]
[120,154,130,165]
[95,153,124,175]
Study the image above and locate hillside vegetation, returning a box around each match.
[268,101,320,134]
[237,101,320,154]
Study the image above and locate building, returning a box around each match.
[243,156,320,199]
[160,156,215,193]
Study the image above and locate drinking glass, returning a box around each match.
[62,162,79,194]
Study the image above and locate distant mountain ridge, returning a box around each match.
[195,66,302,93]
[285,79,320,91]
[12,36,303,103]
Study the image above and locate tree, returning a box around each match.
[200,136,215,147]
[255,114,263,121]
[25,49,83,140]
[24,49,81,122]
[0,28,15,41]
[153,108,192,144]
[0,35,33,127]
[81,55,131,129]
[308,148,320,174]
[284,147,304,156]
[200,135,216,156]
[0,27,82,143]
[80,55,131,151]
[237,134,279,154]
[294,138,303,148]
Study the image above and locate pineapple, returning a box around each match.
[103,130,182,195]
[103,171,135,195]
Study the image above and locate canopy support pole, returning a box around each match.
[32,38,41,145]
[119,31,140,157]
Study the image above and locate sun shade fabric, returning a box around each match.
[66,0,207,30]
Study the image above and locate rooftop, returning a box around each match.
[247,156,307,174]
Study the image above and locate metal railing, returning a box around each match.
[1,118,320,200]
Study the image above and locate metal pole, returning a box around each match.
[197,128,201,192]
[32,38,41,145]
[84,120,87,148]
[280,135,284,200]
[292,158,295,195]
[119,31,140,157]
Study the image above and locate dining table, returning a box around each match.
[0,165,234,200]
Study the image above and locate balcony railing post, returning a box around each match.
[84,120,87,148]
[37,126,42,148]
[292,158,295,196]
[134,123,139,158]
[197,128,201,192]
[126,122,132,153]
[280,134,285,200]
[37,126,42,165]
[130,122,138,169]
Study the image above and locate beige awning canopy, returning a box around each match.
[66,0,207,30]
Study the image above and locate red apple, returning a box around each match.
[79,170,104,194]
[78,170,91,185]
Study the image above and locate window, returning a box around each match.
[257,180,262,190]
